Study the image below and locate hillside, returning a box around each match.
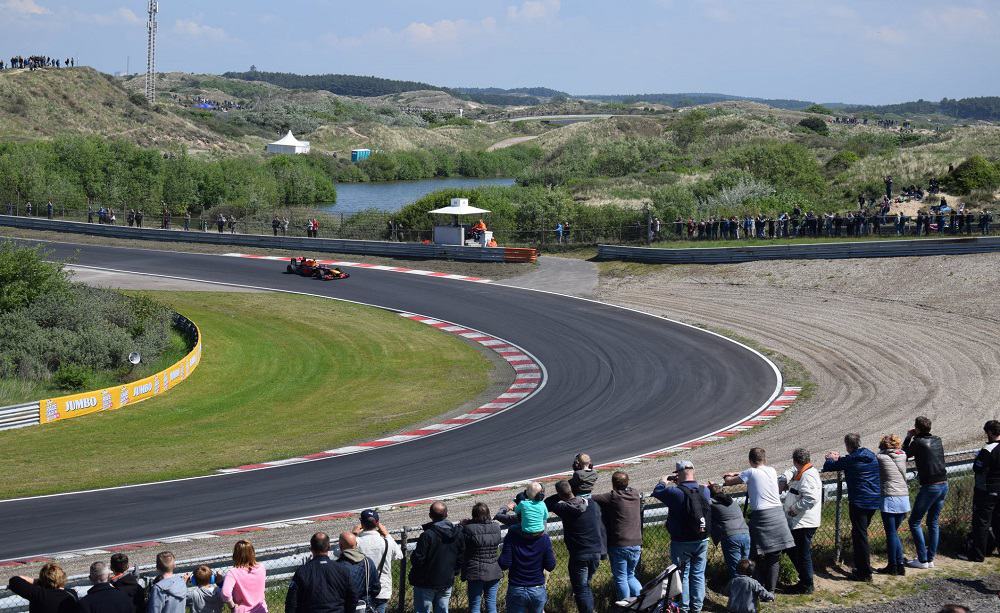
[0,68,246,152]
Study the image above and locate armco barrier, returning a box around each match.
[0,216,535,263]
[0,314,201,431]
[597,235,1000,264]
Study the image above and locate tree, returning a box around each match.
[798,117,829,135]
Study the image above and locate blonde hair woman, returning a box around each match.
[6,563,76,613]
[221,540,268,613]
[877,434,911,576]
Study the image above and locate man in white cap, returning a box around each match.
[651,461,711,613]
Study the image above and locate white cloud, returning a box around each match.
[1,0,49,15]
[78,7,140,25]
[174,18,231,42]
[921,6,991,33]
[506,0,560,22]
[865,26,906,45]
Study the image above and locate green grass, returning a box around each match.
[0,291,491,498]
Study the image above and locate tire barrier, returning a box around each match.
[0,215,536,264]
[597,236,1000,264]
[0,314,201,431]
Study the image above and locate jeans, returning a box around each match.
[882,512,907,566]
[412,586,452,613]
[371,599,388,613]
[670,539,708,612]
[466,579,498,613]
[568,558,599,613]
[608,546,643,600]
[505,585,546,613]
[790,527,816,587]
[849,505,877,576]
[720,534,751,581]
[969,488,1000,561]
[910,483,948,562]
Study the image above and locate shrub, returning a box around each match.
[798,117,829,135]
[723,142,826,198]
[52,363,91,391]
[803,104,834,115]
[942,156,1000,195]
[825,150,860,175]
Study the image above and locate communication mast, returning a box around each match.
[145,0,158,104]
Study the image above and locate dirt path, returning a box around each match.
[486,134,542,151]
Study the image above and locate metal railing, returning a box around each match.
[0,450,980,612]
[0,403,39,431]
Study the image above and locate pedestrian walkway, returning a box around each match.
[502,256,598,297]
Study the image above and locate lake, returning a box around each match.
[322,177,516,214]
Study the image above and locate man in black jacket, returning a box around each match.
[546,480,606,613]
[409,502,464,613]
[109,554,146,613]
[285,532,357,613]
[80,562,133,613]
[903,416,948,569]
[334,532,379,609]
[963,421,1000,562]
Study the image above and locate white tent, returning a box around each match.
[428,198,490,216]
[265,131,310,155]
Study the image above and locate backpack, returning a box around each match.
[679,484,708,539]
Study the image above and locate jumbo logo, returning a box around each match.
[169,366,183,381]
[133,382,153,396]
[64,396,98,412]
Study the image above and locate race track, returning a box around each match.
[0,241,780,560]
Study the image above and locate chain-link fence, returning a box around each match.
[0,451,981,613]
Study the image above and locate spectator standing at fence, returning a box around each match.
[110,554,146,613]
[777,448,821,594]
[79,561,133,613]
[46,200,53,219]
[876,435,911,576]
[285,532,357,613]
[726,559,774,613]
[217,215,225,233]
[570,453,598,497]
[722,448,793,593]
[7,563,78,613]
[186,566,224,613]
[221,540,267,613]
[228,216,238,234]
[459,503,502,613]
[335,532,379,610]
[903,416,948,569]
[184,211,191,231]
[136,210,144,228]
[126,209,134,227]
[962,420,1000,562]
[545,479,606,613]
[504,482,547,533]
[593,471,643,601]
[651,460,711,613]
[354,510,403,613]
[498,524,556,613]
[409,501,464,613]
[26,201,32,216]
[281,218,289,236]
[272,216,280,236]
[823,434,880,581]
[707,483,750,584]
[148,552,187,613]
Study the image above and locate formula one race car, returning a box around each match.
[286,257,350,280]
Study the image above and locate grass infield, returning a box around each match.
[0,291,492,499]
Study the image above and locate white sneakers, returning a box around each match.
[905,559,930,569]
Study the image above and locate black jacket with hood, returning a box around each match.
[545,495,607,561]
[460,522,502,583]
[409,520,465,589]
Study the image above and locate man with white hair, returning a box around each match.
[79,561,134,613]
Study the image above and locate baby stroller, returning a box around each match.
[611,563,682,613]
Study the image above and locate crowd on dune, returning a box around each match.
[7,416,999,613]
[1,55,75,71]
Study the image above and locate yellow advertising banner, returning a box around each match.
[39,328,202,425]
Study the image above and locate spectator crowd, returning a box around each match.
[7,418,996,613]
[1,56,75,70]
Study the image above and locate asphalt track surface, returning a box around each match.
[0,240,780,560]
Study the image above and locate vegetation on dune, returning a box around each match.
[222,70,446,97]
[0,291,492,498]
[0,243,177,401]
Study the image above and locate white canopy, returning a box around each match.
[271,130,308,147]
[266,131,310,155]
[429,198,491,216]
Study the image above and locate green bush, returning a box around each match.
[798,117,829,135]
[803,103,834,115]
[722,142,826,198]
[825,150,860,174]
[943,156,1000,195]
[52,363,91,391]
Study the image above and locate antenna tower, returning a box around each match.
[145,0,158,104]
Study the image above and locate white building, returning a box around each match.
[265,131,310,155]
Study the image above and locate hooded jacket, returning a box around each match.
[592,487,642,548]
[570,469,598,497]
[147,575,187,613]
[110,573,146,613]
[460,522,502,583]
[80,583,134,613]
[337,549,379,604]
[408,520,464,589]
[823,448,880,510]
[877,449,910,498]
[709,493,749,544]
[974,442,1000,493]
[545,495,607,561]
[186,586,223,613]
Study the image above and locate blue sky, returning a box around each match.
[2,0,999,104]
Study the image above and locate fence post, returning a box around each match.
[834,471,844,565]
[397,527,408,613]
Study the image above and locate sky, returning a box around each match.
[1,0,999,105]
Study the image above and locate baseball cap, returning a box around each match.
[675,460,694,472]
[359,509,379,524]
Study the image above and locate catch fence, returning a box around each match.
[0,451,980,612]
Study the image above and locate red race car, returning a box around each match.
[286,257,350,280]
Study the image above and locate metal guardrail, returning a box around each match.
[0,216,513,263]
[0,403,39,431]
[597,236,1000,264]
